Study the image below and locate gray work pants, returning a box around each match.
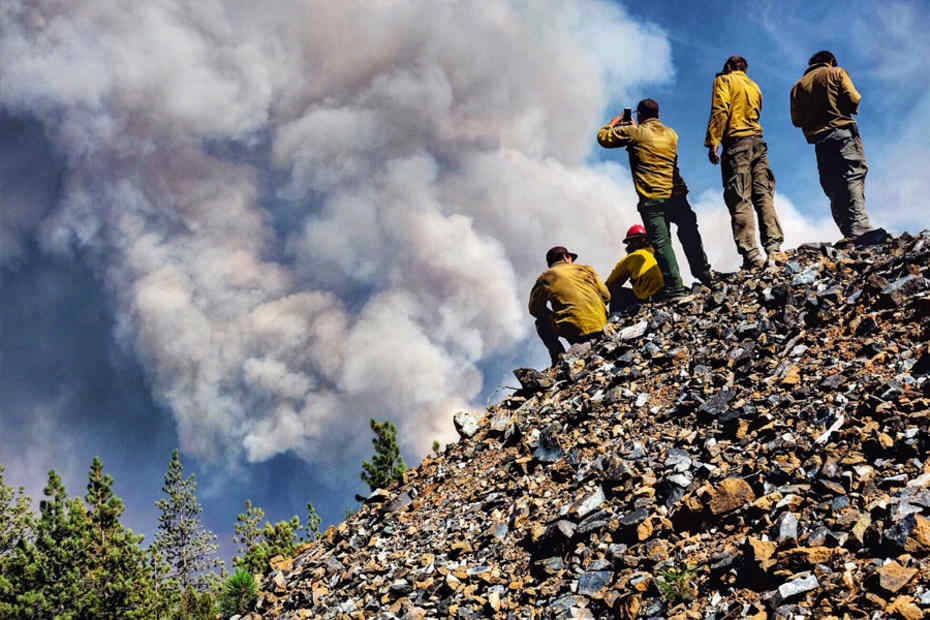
[814,126,872,237]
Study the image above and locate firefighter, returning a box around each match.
[529,246,610,367]
[605,225,664,314]
[597,99,713,299]
[790,50,874,239]
[705,55,786,269]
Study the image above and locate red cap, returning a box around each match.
[624,225,647,242]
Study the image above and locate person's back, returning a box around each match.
[607,248,663,301]
[706,70,763,143]
[598,117,678,201]
[789,51,871,239]
[705,56,784,270]
[791,63,861,143]
[530,261,608,339]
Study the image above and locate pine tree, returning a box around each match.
[232,500,265,575]
[304,502,321,541]
[218,569,257,616]
[153,450,223,595]
[80,457,152,618]
[360,419,406,492]
[233,499,322,575]
[0,465,33,617]
[143,544,176,620]
[9,470,86,619]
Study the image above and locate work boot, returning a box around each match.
[696,270,715,287]
[741,253,766,271]
[766,249,789,266]
[852,228,888,248]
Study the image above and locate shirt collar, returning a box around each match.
[803,62,832,76]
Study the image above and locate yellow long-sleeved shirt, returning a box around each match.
[597,118,678,201]
[605,248,664,300]
[704,70,763,147]
[790,63,861,143]
[529,261,610,338]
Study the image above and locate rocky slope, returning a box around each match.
[247,229,930,620]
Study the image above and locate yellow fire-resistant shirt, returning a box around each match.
[529,261,610,338]
[790,63,861,143]
[597,118,679,201]
[605,248,664,300]
[704,70,764,147]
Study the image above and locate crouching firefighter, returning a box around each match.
[529,246,610,367]
[606,225,664,314]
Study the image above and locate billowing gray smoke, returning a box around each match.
[0,0,678,465]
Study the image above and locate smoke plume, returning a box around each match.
[0,0,681,467]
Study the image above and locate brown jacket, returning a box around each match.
[790,63,861,143]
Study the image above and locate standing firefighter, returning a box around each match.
[605,225,664,314]
[597,99,713,299]
[705,55,786,270]
[529,246,610,367]
[790,50,874,238]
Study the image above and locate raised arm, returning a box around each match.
[597,123,636,149]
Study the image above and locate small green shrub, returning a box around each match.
[655,563,697,604]
[219,569,257,616]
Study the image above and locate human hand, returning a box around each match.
[707,145,720,165]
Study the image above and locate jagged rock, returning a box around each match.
[708,477,756,514]
[249,232,930,620]
[875,561,918,594]
[453,410,480,438]
[772,574,819,606]
[513,368,555,391]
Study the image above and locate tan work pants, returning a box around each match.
[721,136,784,260]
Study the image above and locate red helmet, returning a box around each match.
[624,224,647,242]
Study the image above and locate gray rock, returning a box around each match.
[619,320,648,341]
[573,487,605,518]
[778,512,799,542]
[881,274,930,306]
[533,430,564,463]
[383,491,412,513]
[772,574,819,606]
[453,410,480,438]
[577,570,612,595]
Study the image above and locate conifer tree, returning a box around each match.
[232,500,265,575]
[80,457,151,618]
[143,544,176,620]
[10,470,86,619]
[360,418,406,492]
[153,450,223,594]
[0,465,33,617]
[233,499,322,575]
[304,501,321,541]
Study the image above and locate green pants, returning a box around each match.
[721,136,783,260]
[815,127,871,237]
[638,196,711,296]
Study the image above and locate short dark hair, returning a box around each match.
[637,98,659,120]
[725,56,747,72]
[808,50,837,66]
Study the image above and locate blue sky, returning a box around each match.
[1,0,928,567]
